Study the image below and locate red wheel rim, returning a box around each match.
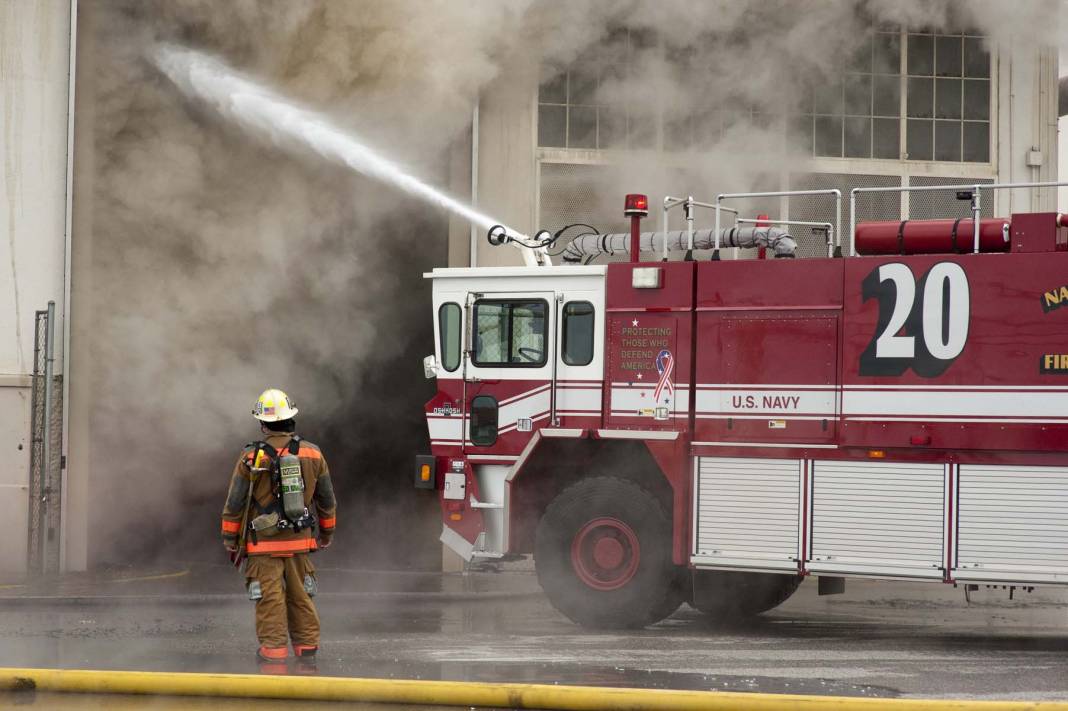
[570,517,640,591]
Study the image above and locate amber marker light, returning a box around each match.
[868,450,886,459]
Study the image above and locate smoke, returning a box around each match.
[78,0,1061,568]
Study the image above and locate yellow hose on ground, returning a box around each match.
[0,667,1065,710]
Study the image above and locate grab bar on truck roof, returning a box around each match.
[715,189,843,259]
[849,180,1068,256]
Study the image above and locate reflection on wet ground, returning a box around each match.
[1,565,1067,701]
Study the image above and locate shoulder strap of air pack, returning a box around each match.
[257,441,279,461]
[284,435,301,457]
[245,441,279,466]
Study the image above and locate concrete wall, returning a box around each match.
[0,1,74,573]
[448,58,537,269]
[994,43,1059,214]
[1060,49,1067,210]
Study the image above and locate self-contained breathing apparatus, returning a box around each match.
[246,437,317,543]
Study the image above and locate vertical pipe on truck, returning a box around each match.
[42,301,57,573]
[469,101,479,268]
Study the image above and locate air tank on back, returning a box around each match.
[854,218,1010,255]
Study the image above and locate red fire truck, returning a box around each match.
[416,182,1068,629]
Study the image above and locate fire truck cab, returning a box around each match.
[418,184,1068,629]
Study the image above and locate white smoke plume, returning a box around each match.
[77,0,1061,567]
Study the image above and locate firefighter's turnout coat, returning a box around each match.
[221,432,337,554]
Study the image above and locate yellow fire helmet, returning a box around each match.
[253,388,299,422]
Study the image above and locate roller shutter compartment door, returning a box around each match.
[956,465,1068,584]
[692,457,801,572]
[809,461,945,579]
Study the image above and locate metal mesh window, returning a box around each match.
[538,163,623,237]
[473,300,548,367]
[787,173,903,257]
[908,176,994,219]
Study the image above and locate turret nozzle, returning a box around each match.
[487,224,512,246]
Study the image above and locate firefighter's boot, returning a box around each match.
[294,644,318,675]
[256,645,289,675]
[294,644,317,663]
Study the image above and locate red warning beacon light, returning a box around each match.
[624,193,649,217]
[624,193,649,262]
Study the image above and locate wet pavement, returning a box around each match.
[1,563,1067,702]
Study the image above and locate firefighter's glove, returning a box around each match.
[223,541,238,553]
[319,534,332,549]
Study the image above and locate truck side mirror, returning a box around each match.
[423,354,438,379]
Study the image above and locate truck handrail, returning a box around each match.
[736,218,834,258]
[715,189,843,257]
[849,180,1068,256]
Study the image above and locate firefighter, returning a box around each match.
[221,388,337,668]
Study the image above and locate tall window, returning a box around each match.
[792,30,902,159]
[561,301,595,366]
[905,32,990,162]
[438,303,461,372]
[537,30,650,150]
[538,27,992,164]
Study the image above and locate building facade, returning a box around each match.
[452,27,1060,268]
[0,1,76,574]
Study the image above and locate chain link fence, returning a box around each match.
[26,304,62,575]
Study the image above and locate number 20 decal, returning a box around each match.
[859,261,970,377]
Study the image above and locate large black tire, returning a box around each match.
[692,570,803,621]
[535,476,682,629]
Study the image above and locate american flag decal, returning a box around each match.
[654,349,674,402]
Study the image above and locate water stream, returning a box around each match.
[154,45,528,251]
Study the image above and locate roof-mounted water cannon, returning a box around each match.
[624,194,649,263]
[487,224,511,247]
[486,225,552,266]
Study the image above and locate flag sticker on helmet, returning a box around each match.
[253,388,299,422]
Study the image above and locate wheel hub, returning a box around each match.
[570,517,641,591]
[592,537,625,569]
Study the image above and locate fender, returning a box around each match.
[503,428,689,563]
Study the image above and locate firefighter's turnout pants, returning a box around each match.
[246,554,319,652]
[221,432,337,657]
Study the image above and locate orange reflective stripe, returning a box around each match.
[221,520,241,534]
[245,446,322,462]
[319,517,336,529]
[246,537,318,554]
